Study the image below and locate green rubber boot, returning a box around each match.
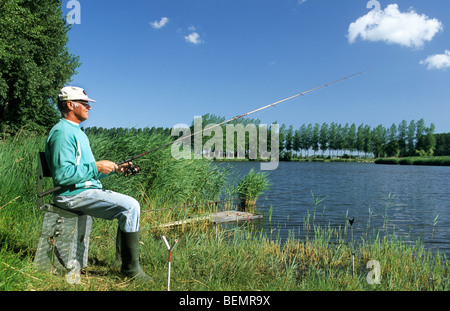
[119,230,152,282]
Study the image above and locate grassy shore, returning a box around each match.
[0,132,448,291]
[375,156,450,166]
[1,220,448,291]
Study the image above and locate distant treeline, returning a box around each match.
[82,117,450,160]
[278,119,441,159]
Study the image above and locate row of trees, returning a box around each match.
[279,119,436,159]
[85,116,439,159]
[185,115,439,159]
[83,116,445,159]
[80,116,448,160]
[186,114,439,159]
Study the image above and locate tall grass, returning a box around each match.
[236,168,271,210]
[0,130,46,256]
[87,130,231,209]
[2,218,448,291]
[0,130,232,265]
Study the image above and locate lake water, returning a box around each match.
[215,161,450,257]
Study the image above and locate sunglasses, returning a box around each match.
[76,101,91,108]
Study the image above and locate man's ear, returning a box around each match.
[67,100,76,111]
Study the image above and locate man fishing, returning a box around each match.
[44,86,151,282]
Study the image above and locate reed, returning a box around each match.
[0,129,234,259]
[236,168,271,211]
[87,130,231,210]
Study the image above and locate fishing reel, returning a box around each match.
[121,162,141,177]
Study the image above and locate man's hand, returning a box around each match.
[96,160,119,174]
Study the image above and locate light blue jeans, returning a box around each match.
[54,189,140,232]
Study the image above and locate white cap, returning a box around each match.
[58,86,96,102]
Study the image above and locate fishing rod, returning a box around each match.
[38,70,369,198]
[116,70,369,169]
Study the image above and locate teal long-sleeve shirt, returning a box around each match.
[45,119,112,196]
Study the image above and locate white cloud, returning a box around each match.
[184,32,203,45]
[420,50,450,70]
[348,4,443,49]
[150,17,169,29]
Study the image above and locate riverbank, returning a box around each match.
[375,156,450,166]
[215,155,450,166]
[214,157,375,163]
[1,133,448,292]
[1,219,448,291]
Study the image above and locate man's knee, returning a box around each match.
[126,196,140,214]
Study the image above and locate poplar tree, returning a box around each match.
[370,125,386,158]
[356,124,364,158]
[362,125,372,158]
[415,118,426,152]
[293,127,301,157]
[385,123,399,157]
[406,120,416,156]
[304,123,312,156]
[319,122,328,156]
[311,123,320,156]
[285,125,293,152]
[347,123,356,156]
[397,120,408,157]
[328,122,337,157]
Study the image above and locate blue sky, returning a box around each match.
[64,0,450,133]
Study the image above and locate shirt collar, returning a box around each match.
[64,119,80,126]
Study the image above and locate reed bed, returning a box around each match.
[375,156,450,166]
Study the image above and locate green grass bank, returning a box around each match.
[1,131,448,291]
[375,156,450,166]
[1,223,448,291]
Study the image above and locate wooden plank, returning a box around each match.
[159,210,262,228]
[158,215,210,228]
[210,211,263,224]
